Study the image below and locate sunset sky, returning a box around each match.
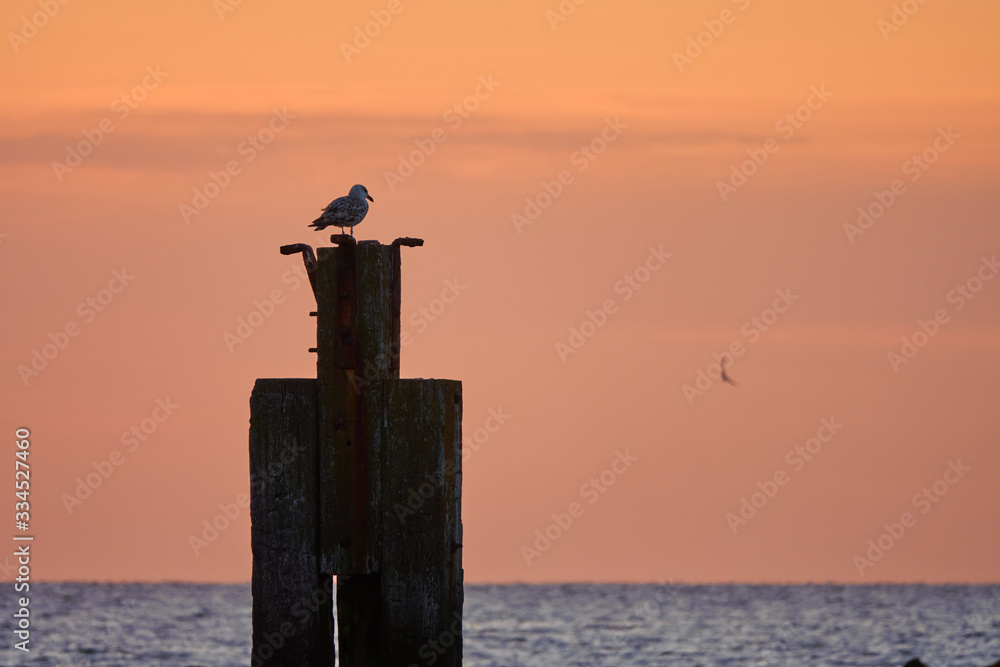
[1,0,998,584]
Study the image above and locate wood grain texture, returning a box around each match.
[316,243,400,575]
[316,244,361,575]
[249,378,334,666]
[380,378,464,667]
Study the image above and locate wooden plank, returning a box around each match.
[390,242,402,377]
[249,378,334,666]
[335,376,386,666]
[354,242,396,573]
[316,245,359,575]
[380,378,464,667]
[356,241,395,385]
[316,244,400,576]
[315,243,399,665]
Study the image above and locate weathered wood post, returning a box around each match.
[249,236,463,666]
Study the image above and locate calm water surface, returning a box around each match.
[1,583,997,666]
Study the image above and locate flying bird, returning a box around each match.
[721,357,738,387]
[309,184,373,236]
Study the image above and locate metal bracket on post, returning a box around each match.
[392,237,424,248]
[279,243,318,299]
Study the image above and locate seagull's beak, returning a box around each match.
[366,193,374,202]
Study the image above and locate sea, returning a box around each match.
[0,583,997,666]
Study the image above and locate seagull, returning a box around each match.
[309,184,373,236]
[721,357,738,387]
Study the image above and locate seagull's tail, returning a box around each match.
[308,216,327,230]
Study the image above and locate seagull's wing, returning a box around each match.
[310,194,366,228]
[326,195,367,222]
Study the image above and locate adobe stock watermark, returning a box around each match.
[384,75,501,192]
[404,278,467,340]
[391,463,456,524]
[716,85,832,202]
[595,579,680,651]
[7,0,71,54]
[555,245,671,363]
[969,589,1000,635]
[672,0,752,73]
[877,0,930,40]
[521,449,638,566]
[887,254,997,373]
[725,416,844,534]
[213,0,246,20]
[462,406,510,466]
[392,407,511,523]
[852,459,971,576]
[61,397,180,514]
[757,620,812,665]
[189,441,307,556]
[349,277,468,395]
[683,287,800,404]
[545,0,586,30]
[511,116,628,234]
[249,576,335,667]
[51,66,169,182]
[17,267,135,386]
[58,599,143,666]
[223,263,310,353]
[341,0,417,62]
[179,107,296,224]
[844,126,959,244]
[409,611,466,667]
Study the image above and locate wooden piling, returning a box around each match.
[249,237,462,666]
[381,379,463,666]
[249,378,335,665]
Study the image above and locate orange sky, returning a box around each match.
[1,0,998,584]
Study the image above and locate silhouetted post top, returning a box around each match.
[326,234,425,247]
